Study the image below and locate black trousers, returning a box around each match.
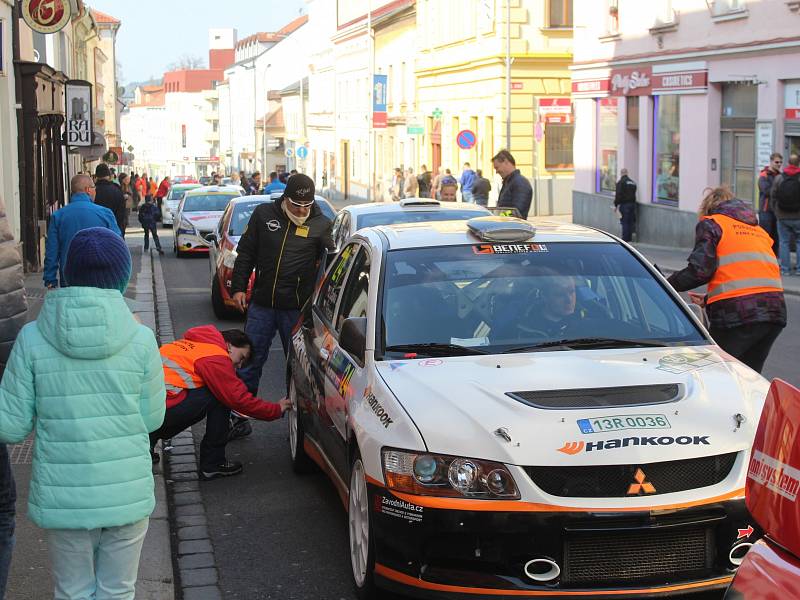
[143,223,162,250]
[149,387,230,470]
[709,322,784,373]
[619,203,636,242]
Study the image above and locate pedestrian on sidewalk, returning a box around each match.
[263,171,287,196]
[771,153,800,275]
[459,162,477,203]
[138,196,164,254]
[156,175,171,210]
[231,174,334,395]
[417,164,432,198]
[431,166,444,200]
[134,172,147,211]
[390,168,403,201]
[493,150,533,219]
[440,181,458,202]
[247,172,262,195]
[472,169,491,206]
[120,173,133,227]
[43,174,120,289]
[758,153,782,255]
[403,167,418,198]
[148,176,158,203]
[0,227,165,600]
[94,163,128,237]
[614,168,637,242]
[668,187,785,373]
[0,194,26,600]
[131,173,141,212]
[150,326,291,479]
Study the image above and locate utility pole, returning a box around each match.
[367,0,373,202]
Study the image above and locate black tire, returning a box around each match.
[349,451,377,600]
[287,377,315,474]
[211,276,233,320]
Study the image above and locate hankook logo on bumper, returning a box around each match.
[557,436,710,455]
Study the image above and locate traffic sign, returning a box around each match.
[285,148,295,158]
[296,146,308,160]
[456,129,477,150]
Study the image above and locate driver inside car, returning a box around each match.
[533,274,580,336]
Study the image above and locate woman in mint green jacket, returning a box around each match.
[0,228,165,600]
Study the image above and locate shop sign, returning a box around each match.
[571,78,610,97]
[372,74,387,129]
[65,80,93,147]
[609,67,652,96]
[785,82,800,120]
[756,121,776,170]
[652,63,708,95]
[538,98,572,124]
[21,0,72,34]
[511,81,523,90]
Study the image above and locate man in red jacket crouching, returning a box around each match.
[150,325,291,480]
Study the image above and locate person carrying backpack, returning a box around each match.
[138,196,164,254]
[770,153,800,275]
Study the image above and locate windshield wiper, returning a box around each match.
[504,337,670,353]
[384,343,489,357]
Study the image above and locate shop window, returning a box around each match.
[545,123,574,170]
[548,0,573,27]
[626,96,639,131]
[596,98,619,194]
[653,95,680,205]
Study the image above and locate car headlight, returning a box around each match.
[382,448,520,499]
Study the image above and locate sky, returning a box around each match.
[88,0,307,84]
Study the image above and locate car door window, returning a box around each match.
[335,247,370,332]
[316,243,359,324]
[331,213,345,246]
[335,213,351,250]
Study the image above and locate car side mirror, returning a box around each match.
[340,317,367,362]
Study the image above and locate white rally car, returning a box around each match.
[287,217,768,599]
[173,185,242,257]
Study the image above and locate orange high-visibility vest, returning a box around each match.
[160,339,229,395]
[703,213,783,304]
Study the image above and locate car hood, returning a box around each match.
[375,346,768,466]
[182,211,224,230]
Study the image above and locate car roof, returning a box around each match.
[172,183,201,190]
[357,218,615,250]
[185,185,243,196]
[342,199,489,217]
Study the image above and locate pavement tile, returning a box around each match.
[177,514,208,528]
[170,437,195,447]
[171,481,200,493]
[178,539,213,556]
[180,568,218,588]
[171,463,199,474]
[177,525,209,540]
[168,453,196,464]
[171,471,199,481]
[175,503,205,517]
[178,553,215,570]
[182,586,222,600]
[173,491,202,506]
[169,445,196,455]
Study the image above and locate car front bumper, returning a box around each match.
[369,484,754,599]
[176,231,211,252]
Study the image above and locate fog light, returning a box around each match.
[486,469,514,495]
[448,458,478,494]
[413,455,438,484]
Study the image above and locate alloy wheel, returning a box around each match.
[349,458,370,588]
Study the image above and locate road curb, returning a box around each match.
[150,250,224,600]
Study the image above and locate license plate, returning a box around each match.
[577,414,671,434]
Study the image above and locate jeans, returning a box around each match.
[0,445,15,600]
[710,322,784,374]
[238,303,300,394]
[778,218,800,273]
[143,223,161,251]
[758,211,779,257]
[618,203,636,242]
[149,387,230,470]
[48,518,148,600]
[474,195,488,207]
[461,190,474,203]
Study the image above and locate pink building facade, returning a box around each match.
[571,0,800,247]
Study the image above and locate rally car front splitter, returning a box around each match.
[369,484,755,599]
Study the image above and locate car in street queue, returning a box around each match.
[330,198,491,251]
[723,379,800,599]
[208,194,336,318]
[174,185,243,257]
[286,216,769,599]
[172,175,198,184]
[162,183,202,227]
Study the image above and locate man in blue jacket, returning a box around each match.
[43,174,121,288]
[263,171,287,196]
[459,162,477,203]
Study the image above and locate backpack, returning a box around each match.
[776,173,800,213]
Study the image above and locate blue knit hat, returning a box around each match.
[65,227,132,293]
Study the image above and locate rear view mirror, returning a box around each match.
[340,317,367,362]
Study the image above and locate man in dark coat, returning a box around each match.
[614,168,637,242]
[493,150,533,219]
[94,163,128,237]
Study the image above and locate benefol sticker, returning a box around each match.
[473,243,548,255]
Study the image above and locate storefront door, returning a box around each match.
[721,130,755,203]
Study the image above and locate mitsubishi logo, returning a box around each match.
[627,469,656,495]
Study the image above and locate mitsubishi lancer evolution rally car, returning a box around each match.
[286,216,769,599]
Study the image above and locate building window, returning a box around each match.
[545,123,574,170]
[549,0,573,27]
[606,0,619,34]
[653,95,680,205]
[596,98,619,194]
[626,96,639,130]
[713,0,745,16]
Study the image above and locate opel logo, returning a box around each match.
[627,468,656,495]
[266,219,281,232]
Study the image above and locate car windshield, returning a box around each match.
[169,187,197,202]
[357,208,489,230]
[380,242,706,357]
[183,194,238,212]
[229,201,264,236]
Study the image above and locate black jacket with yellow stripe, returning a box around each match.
[231,198,334,310]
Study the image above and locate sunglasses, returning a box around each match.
[287,197,315,208]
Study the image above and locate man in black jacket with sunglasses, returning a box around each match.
[231,174,334,394]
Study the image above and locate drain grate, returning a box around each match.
[9,438,33,464]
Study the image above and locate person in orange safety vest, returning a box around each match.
[149,325,290,480]
[668,187,786,373]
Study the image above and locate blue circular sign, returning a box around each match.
[296,146,309,160]
[457,129,477,150]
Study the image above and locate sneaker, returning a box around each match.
[228,415,253,441]
[200,461,243,481]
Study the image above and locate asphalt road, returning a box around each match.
[158,226,800,600]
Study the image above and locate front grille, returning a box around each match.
[507,384,681,410]
[562,526,710,585]
[525,453,737,498]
